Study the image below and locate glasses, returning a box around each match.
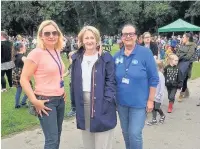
[122,32,136,38]
[43,31,58,37]
[144,36,151,39]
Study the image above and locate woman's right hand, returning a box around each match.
[32,99,52,117]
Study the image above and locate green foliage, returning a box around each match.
[1,1,200,36]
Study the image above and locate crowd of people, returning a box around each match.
[1,20,200,149]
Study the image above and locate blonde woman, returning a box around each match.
[71,26,117,149]
[20,20,66,149]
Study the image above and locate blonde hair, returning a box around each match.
[77,26,100,49]
[36,20,64,50]
[166,53,178,65]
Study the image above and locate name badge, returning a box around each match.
[122,77,129,84]
[60,80,64,88]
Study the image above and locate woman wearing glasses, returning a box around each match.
[141,32,159,59]
[114,24,159,149]
[20,20,66,149]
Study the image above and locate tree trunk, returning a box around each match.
[20,22,28,35]
[191,16,194,24]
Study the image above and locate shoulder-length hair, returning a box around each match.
[36,20,64,50]
[77,26,101,49]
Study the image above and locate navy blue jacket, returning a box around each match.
[71,48,117,132]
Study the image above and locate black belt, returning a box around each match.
[35,94,64,100]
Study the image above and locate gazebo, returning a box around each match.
[158,19,200,33]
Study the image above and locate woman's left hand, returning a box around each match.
[146,100,154,113]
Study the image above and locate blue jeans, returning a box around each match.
[15,86,28,106]
[37,95,65,149]
[118,105,146,149]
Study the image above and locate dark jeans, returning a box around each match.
[1,69,12,89]
[166,86,177,103]
[37,95,65,149]
[15,86,28,106]
[181,76,189,92]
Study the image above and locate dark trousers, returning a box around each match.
[181,76,189,92]
[152,102,164,120]
[166,86,177,103]
[1,69,12,89]
[38,95,65,149]
[15,86,28,106]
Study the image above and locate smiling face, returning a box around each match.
[40,24,59,48]
[82,30,97,51]
[121,25,137,47]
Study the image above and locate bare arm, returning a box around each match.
[20,60,37,103]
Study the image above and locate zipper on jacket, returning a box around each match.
[91,64,95,118]
[90,55,101,118]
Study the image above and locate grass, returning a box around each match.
[1,44,200,137]
[191,62,200,80]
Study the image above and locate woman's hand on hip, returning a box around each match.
[33,99,52,117]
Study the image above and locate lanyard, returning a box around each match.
[124,55,134,76]
[46,49,62,80]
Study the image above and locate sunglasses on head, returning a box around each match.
[122,32,136,38]
[43,31,58,37]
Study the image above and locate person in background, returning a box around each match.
[71,26,117,149]
[108,37,113,51]
[164,54,182,113]
[176,33,196,101]
[171,36,177,53]
[141,32,159,59]
[114,24,159,149]
[12,41,28,109]
[147,60,166,125]
[20,20,66,149]
[1,31,15,92]
[137,35,143,44]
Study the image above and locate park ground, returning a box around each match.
[1,45,200,149]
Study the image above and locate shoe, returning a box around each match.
[147,119,158,126]
[159,115,166,124]
[168,102,173,113]
[1,89,7,92]
[21,103,28,108]
[178,92,185,102]
[15,105,21,109]
[67,110,76,117]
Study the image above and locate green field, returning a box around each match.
[1,44,200,137]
